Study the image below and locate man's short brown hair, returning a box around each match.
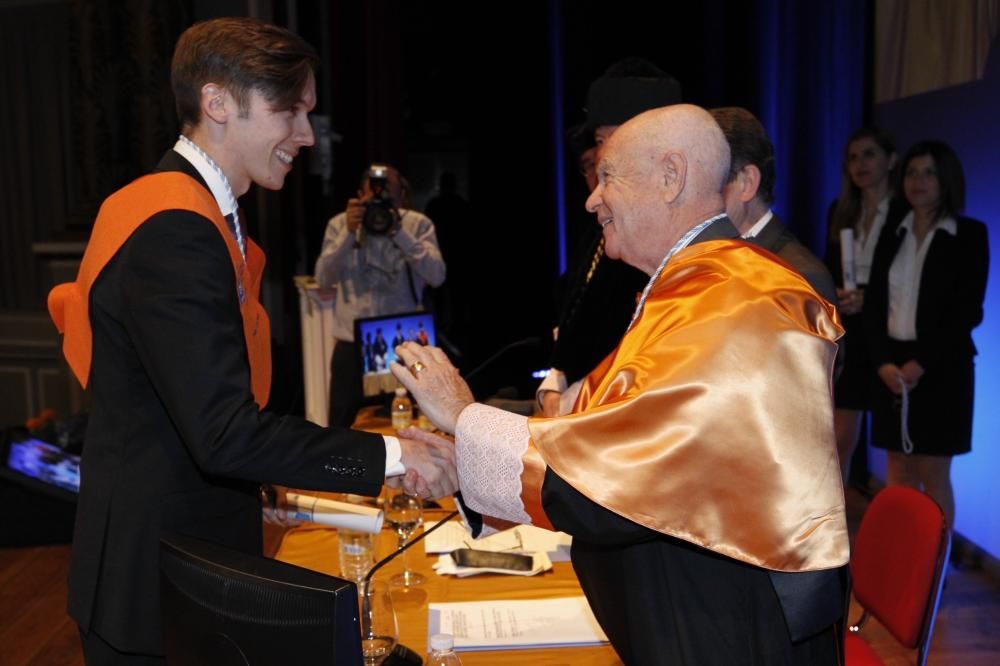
[711,107,777,205]
[171,17,319,131]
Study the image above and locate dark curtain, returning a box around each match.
[68,0,191,226]
[0,1,72,309]
[750,0,869,256]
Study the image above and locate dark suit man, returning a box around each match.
[711,107,838,305]
[48,18,455,663]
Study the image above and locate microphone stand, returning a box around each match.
[360,509,460,630]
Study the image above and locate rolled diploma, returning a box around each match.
[285,492,384,533]
[839,228,857,291]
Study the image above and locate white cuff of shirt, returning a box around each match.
[535,368,568,408]
[384,435,405,476]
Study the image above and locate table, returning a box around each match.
[274,499,621,665]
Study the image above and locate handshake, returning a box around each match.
[388,341,477,500]
[393,427,460,499]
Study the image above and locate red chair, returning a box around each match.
[845,486,951,666]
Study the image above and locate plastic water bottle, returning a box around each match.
[426,633,463,665]
[391,387,412,430]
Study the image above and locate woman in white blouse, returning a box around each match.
[825,128,905,482]
[863,140,989,528]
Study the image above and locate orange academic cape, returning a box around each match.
[47,172,272,407]
[521,239,849,573]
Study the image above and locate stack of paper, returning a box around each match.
[427,597,609,650]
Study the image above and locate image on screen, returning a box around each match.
[354,311,436,397]
[6,438,81,493]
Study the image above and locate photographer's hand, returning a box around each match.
[345,196,364,233]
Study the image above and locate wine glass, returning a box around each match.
[385,491,425,587]
[359,580,398,666]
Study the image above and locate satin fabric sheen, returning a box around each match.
[48,172,272,407]
[527,240,848,572]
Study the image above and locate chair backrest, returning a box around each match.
[850,486,950,650]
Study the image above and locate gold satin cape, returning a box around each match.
[47,172,272,408]
[525,239,848,573]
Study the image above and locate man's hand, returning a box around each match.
[261,485,303,527]
[391,342,475,434]
[397,428,458,499]
[345,196,365,233]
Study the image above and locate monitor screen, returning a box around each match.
[160,534,363,665]
[354,311,436,397]
[4,437,80,494]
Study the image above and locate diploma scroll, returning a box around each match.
[284,492,384,533]
[839,228,857,291]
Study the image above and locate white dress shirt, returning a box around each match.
[741,209,774,239]
[855,196,890,285]
[887,211,957,340]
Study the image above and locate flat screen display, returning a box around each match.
[354,311,436,397]
[6,437,81,494]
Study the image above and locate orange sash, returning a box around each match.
[47,172,271,408]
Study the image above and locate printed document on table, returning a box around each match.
[427,597,608,650]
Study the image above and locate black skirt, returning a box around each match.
[870,339,975,456]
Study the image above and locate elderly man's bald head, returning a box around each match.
[613,104,731,200]
[586,104,730,274]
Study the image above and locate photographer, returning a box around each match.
[315,164,446,426]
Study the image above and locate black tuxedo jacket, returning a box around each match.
[68,151,386,654]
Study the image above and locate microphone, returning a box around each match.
[463,336,542,384]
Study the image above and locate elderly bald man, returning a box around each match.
[394,105,848,665]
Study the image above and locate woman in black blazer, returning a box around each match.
[825,127,906,482]
[863,140,989,528]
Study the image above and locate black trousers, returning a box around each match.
[79,630,165,666]
[328,340,363,427]
[571,537,843,666]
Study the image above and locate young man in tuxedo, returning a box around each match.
[49,18,455,664]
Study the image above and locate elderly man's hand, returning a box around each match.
[396,428,458,500]
[391,342,475,434]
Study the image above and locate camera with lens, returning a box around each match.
[361,164,398,235]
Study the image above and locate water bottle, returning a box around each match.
[426,633,463,665]
[391,387,412,430]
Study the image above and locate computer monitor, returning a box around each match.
[354,310,436,398]
[160,535,363,666]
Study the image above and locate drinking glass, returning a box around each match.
[385,491,425,587]
[359,581,398,666]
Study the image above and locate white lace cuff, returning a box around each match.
[456,403,532,525]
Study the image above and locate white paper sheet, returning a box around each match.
[427,597,608,650]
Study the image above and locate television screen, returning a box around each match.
[354,311,436,397]
[5,437,80,494]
